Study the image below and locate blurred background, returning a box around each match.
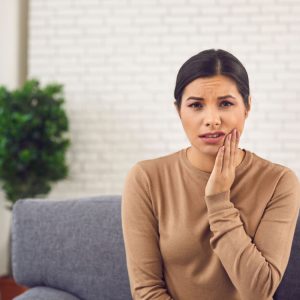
[0,0,299,199]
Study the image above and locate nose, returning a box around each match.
[204,108,221,127]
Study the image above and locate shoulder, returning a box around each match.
[126,150,181,190]
[136,149,181,173]
[251,151,298,179]
[127,150,183,183]
[250,151,299,197]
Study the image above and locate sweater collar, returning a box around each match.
[180,146,253,180]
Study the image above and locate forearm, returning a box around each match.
[205,190,298,300]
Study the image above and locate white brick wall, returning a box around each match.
[28,0,300,199]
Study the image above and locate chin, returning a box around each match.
[203,147,220,156]
[194,144,220,156]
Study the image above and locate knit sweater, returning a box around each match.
[121,147,300,300]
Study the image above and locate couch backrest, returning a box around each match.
[273,212,300,299]
[11,195,132,300]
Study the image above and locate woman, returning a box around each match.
[121,49,300,300]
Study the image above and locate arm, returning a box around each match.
[121,163,174,300]
[205,169,300,300]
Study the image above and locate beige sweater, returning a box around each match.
[121,147,300,300]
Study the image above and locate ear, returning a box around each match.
[174,101,181,118]
[245,95,251,118]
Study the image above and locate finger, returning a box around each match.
[235,129,240,165]
[236,129,240,147]
[230,129,236,167]
[215,145,224,173]
[224,133,231,172]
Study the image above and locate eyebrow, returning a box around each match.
[186,95,236,101]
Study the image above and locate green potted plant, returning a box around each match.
[0,79,71,276]
[0,79,70,205]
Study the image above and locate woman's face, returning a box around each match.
[175,74,251,156]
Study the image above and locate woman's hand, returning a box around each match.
[205,128,240,196]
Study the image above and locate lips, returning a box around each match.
[199,131,225,138]
[199,134,225,144]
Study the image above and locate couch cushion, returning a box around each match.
[11,195,132,300]
[14,286,81,300]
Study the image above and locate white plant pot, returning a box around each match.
[0,199,12,276]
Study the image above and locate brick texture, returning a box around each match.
[27,0,300,199]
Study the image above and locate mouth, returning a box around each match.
[199,133,225,144]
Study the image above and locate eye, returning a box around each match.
[188,101,234,110]
[221,101,234,107]
[189,103,203,109]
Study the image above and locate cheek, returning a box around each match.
[181,115,198,132]
[232,115,246,133]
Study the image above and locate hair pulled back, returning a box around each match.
[174,49,250,111]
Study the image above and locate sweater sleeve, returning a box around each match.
[121,163,174,300]
[204,169,300,300]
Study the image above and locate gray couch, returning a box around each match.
[11,195,300,300]
[11,195,132,300]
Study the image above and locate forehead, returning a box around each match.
[183,75,239,95]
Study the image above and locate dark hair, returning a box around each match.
[174,49,250,111]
